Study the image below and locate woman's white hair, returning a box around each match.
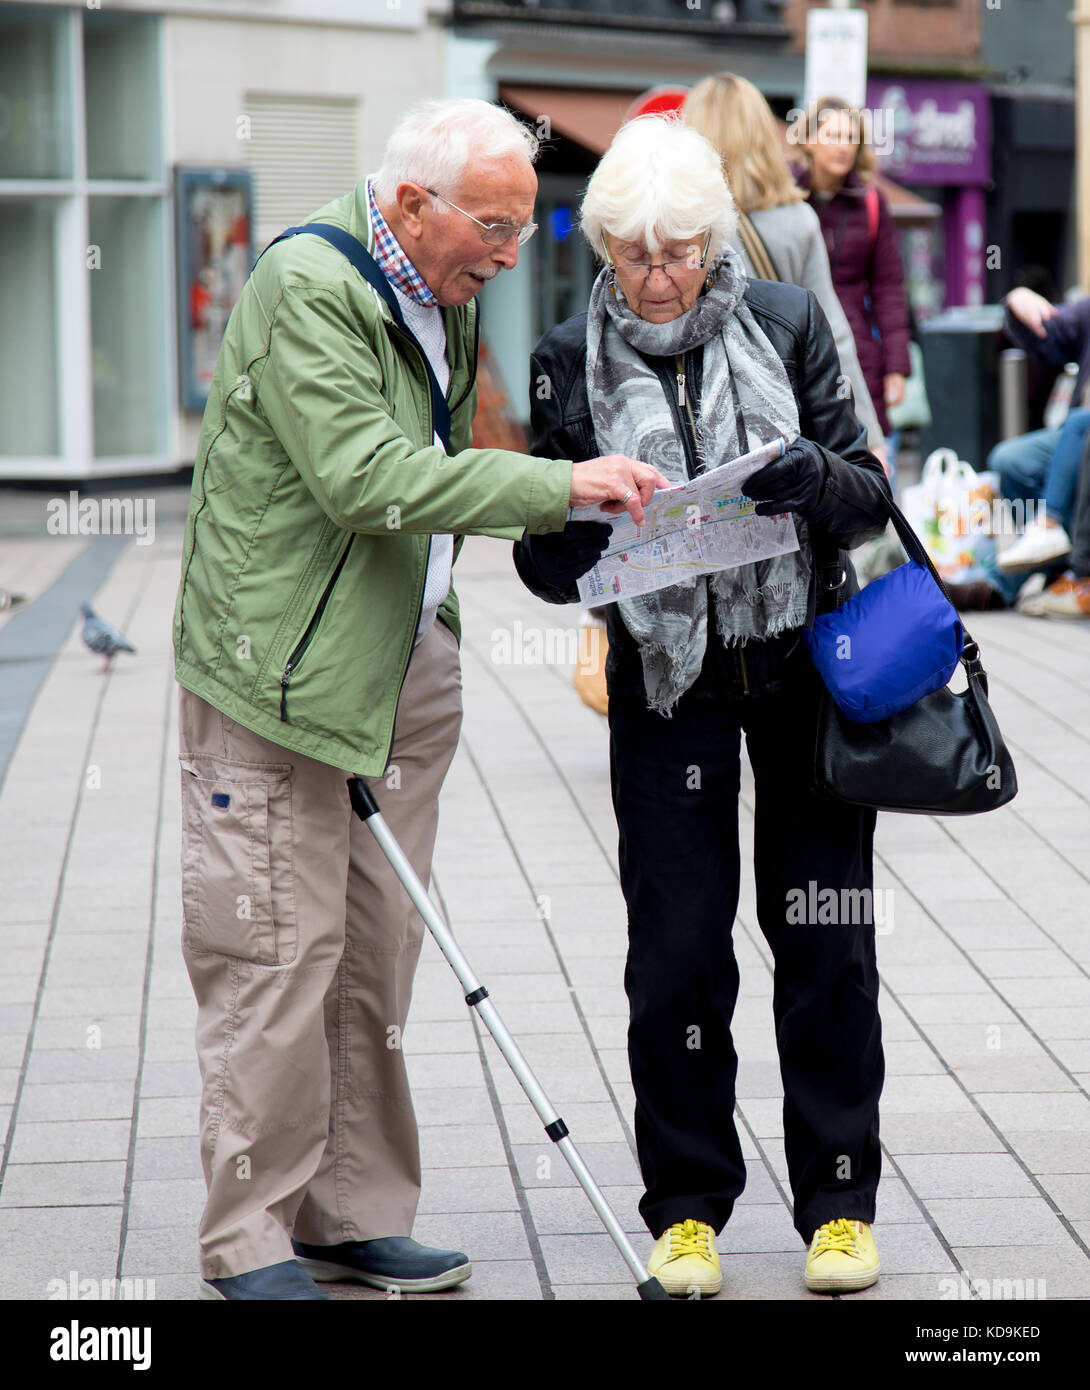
[580,114,738,259]
[373,99,539,205]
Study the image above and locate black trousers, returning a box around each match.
[608,647,883,1244]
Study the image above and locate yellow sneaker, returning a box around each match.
[805,1218,880,1293]
[647,1219,722,1298]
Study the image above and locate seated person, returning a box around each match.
[946,286,1090,611]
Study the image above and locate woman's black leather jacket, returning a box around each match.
[513,280,893,703]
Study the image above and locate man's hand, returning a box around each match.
[1005,287,1058,339]
[569,455,672,526]
[742,438,828,517]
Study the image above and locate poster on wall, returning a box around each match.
[175,167,253,411]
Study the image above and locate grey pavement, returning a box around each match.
[1,482,1089,1301]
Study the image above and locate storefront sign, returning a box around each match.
[866,79,990,186]
[805,9,869,110]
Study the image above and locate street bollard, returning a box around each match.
[998,348,1028,441]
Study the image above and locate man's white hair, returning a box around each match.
[580,115,738,259]
[373,99,539,204]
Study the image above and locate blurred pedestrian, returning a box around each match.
[514,116,892,1298]
[793,97,911,469]
[683,73,887,469]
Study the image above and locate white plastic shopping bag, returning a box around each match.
[901,448,1000,582]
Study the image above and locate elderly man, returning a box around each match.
[173,97,664,1301]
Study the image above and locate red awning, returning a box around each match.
[498,84,640,155]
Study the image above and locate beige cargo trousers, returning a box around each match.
[177,618,462,1279]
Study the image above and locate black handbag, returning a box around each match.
[811,498,1018,815]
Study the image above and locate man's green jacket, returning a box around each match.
[173,181,573,776]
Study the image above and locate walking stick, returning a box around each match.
[347,778,669,1300]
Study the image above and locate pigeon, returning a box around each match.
[80,602,136,671]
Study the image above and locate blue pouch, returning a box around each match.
[804,559,964,724]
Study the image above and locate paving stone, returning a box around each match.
[32,1014,141,1049]
[950,1057,1078,1093]
[418,1123,507,1169]
[895,1153,1038,1200]
[135,1097,200,1139]
[131,1136,203,1181]
[1003,1129,1090,1174]
[0,1206,123,1299]
[950,1243,1090,1299]
[500,1100,628,1146]
[511,1141,640,1189]
[8,1119,131,1164]
[416,1166,519,1215]
[538,1231,645,1285]
[23,1047,140,1084]
[119,1224,197,1277]
[525,1185,645,1237]
[719,1204,800,1253]
[126,1178,207,1230]
[17,1081,133,1123]
[141,1028,199,1063]
[868,1220,958,1275]
[975,1091,1090,1133]
[881,1113,1006,1155]
[874,1174,926,1224]
[1016,1005,1090,1040]
[875,1074,976,1114]
[1034,1173,1090,1220]
[925,1197,1067,1247]
[0,1161,126,1208]
[413,1086,494,1129]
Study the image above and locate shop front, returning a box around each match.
[866,77,992,315]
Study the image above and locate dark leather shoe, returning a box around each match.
[292,1236,472,1292]
[943,580,1008,612]
[200,1259,330,1300]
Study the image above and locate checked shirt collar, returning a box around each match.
[367,178,439,308]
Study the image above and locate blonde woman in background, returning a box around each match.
[683,74,887,471]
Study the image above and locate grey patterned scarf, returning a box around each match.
[585,249,811,714]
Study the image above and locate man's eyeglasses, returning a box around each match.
[603,232,713,282]
[426,188,537,247]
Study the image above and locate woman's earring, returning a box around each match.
[705,270,714,288]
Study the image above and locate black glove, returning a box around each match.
[742,438,828,517]
[523,521,612,589]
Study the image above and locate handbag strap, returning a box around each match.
[737,212,780,281]
[257,221,452,450]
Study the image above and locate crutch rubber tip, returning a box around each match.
[637,1277,672,1301]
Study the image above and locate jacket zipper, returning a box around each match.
[373,299,465,773]
[280,540,354,721]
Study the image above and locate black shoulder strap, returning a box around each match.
[258,221,452,450]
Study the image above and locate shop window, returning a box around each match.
[89,196,168,457]
[0,200,59,455]
[84,10,161,182]
[0,4,73,179]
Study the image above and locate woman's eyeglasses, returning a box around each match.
[426,188,537,247]
[603,232,712,282]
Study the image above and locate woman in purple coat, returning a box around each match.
[792,97,911,447]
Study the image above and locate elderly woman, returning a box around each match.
[513,117,892,1298]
